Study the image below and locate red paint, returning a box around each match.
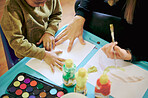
[95,79,111,96]
[15,89,23,95]
[20,84,27,89]
[57,91,64,97]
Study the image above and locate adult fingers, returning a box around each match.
[105,42,117,59]
[105,43,115,59]
[67,39,74,52]
[55,36,68,46]
[114,46,131,60]
[114,46,122,59]
[55,29,67,41]
[109,42,117,51]
[78,35,85,45]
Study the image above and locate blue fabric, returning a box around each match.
[0,26,19,69]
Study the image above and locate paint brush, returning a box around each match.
[110,24,117,68]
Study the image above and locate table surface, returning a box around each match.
[0,25,148,98]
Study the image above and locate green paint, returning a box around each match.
[88,66,98,73]
[37,83,44,90]
[103,66,125,74]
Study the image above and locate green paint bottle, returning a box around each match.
[62,59,76,86]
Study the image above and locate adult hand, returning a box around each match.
[101,42,132,60]
[55,15,86,52]
[43,50,65,73]
[37,33,55,51]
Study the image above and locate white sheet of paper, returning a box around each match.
[84,49,148,98]
[54,38,95,66]
[109,66,148,98]
[26,39,95,86]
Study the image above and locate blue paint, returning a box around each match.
[50,88,57,95]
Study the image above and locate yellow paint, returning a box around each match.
[100,74,109,85]
[88,66,98,73]
[65,59,73,68]
[13,81,20,87]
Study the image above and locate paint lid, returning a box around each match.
[65,59,73,68]
[78,68,87,78]
[100,74,109,85]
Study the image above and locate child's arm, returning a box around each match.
[1,6,45,60]
[45,0,62,36]
[37,0,62,51]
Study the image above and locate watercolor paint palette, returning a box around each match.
[3,72,67,98]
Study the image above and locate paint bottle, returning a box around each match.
[95,74,111,98]
[74,68,88,95]
[62,59,76,87]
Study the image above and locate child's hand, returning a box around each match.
[44,50,65,73]
[37,33,55,51]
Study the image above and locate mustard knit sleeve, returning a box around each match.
[1,8,45,60]
[45,0,62,36]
